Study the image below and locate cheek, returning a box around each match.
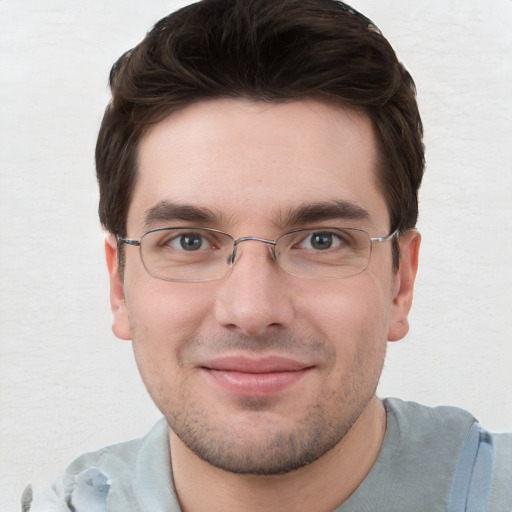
[125,277,215,357]
[125,281,214,406]
[296,276,392,355]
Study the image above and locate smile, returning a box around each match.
[200,356,314,397]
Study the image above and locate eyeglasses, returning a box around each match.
[117,226,398,282]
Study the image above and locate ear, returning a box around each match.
[105,234,132,340]
[388,230,421,342]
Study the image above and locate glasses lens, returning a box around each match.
[275,228,371,279]
[140,228,233,282]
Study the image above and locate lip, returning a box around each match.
[200,356,314,397]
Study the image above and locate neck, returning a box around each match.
[169,396,386,512]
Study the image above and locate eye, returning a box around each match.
[171,232,207,251]
[300,231,342,250]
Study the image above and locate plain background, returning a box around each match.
[1,1,511,509]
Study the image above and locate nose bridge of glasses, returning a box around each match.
[228,236,278,265]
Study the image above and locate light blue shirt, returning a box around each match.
[24,398,512,511]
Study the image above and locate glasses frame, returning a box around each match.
[117,226,399,282]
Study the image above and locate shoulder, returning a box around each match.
[488,431,512,511]
[382,397,478,450]
[25,418,171,512]
[383,396,477,428]
[382,398,512,512]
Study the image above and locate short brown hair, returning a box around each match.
[96,0,424,265]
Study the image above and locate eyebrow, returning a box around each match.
[142,199,370,231]
[143,201,218,229]
[278,200,370,227]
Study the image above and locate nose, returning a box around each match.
[214,241,295,337]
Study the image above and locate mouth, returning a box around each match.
[200,355,314,397]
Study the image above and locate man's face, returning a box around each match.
[107,99,418,474]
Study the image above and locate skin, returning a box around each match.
[105,98,420,511]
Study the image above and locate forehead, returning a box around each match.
[128,98,388,234]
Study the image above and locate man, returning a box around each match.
[25,0,511,510]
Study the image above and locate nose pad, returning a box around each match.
[227,245,238,265]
